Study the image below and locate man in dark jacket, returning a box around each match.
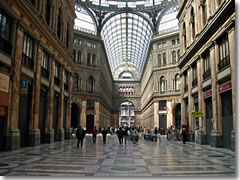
[76,126,85,148]
[117,127,124,144]
[102,128,107,144]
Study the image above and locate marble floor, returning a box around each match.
[0,134,235,177]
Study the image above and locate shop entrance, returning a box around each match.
[71,103,79,128]
[221,90,233,149]
[159,114,167,135]
[86,114,94,133]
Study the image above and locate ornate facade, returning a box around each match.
[0,0,75,150]
[177,0,235,150]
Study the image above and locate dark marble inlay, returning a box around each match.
[0,163,9,167]
[111,167,136,171]
[25,153,42,156]
[208,155,225,157]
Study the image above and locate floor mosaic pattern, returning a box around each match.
[0,134,235,176]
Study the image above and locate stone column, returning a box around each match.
[95,101,100,128]
[228,24,235,151]
[188,68,194,141]
[210,42,222,147]
[6,22,24,151]
[154,101,159,128]
[46,56,55,143]
[29,41,41,146]
[197,56,206,144]
[81,100,86,128]
[65,72,72,139]
[57,65,65,141]
[180,74,185,126]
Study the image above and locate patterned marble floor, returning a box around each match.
[0,134,235,177]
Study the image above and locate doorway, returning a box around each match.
[159,114,167,135]
[86,114,94,133]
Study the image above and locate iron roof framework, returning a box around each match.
[75,0,178,77]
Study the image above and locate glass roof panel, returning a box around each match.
[158,4,179,34]
[74,5,97,35]
[101,12,153,74]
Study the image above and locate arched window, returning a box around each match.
[172,51,176,64]
[57,8,62,40]
[160,76,166,92]
[45,0,51,25]
[175,74,180,90]
[202,0,207,27]
[158,54,162,67]
[177,49,180,61]
[87,76,95,92]
[73,73,78,92]
[190,7,195,41]
[183,22,186,49]
[163,53,167,65]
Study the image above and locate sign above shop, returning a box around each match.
[191,111,203,117]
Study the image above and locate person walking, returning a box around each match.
[123,127,128,144]
[76,126,85,148]
[117,127,124,144]
[182,127,187,144]
[92,126,97,143]
[102,128,107,144]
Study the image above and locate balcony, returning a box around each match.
[41,67,49,79]
[54,77,60,86]
[218,56,230,71]
[203,68,211,80]
[0,36,12,55]
[192,78,198,87]
[22,54,34,69]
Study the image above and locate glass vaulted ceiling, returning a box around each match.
[101,13,153,74]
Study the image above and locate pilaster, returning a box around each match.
[46,56,55,143]
[228,25,235,151]
[81,100,86,128]
[57,65,65,141]
[6,22,24,150]
[210,42,222,147]
[154,101,159,128]
[180,74,185,126]
[95,101,100,127]
[65,72,72,139]
[29,40,42,146]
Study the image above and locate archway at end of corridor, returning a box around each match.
[119,101,135,127]
[71,103,80,128]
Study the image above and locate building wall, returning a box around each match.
[0,0,75,151]
[177,0,235,150]
[139,31,181,130]
[72,31,113,130]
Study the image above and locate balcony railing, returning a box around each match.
[184,85,188,92]
[192,78,198,87]
[218,55,230,71]
[203,68,211,80]
[0,36,12,55]
[41,67,49,79]
[54,77,60,86]
[153,89,181,97]
[22,54,34,69]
